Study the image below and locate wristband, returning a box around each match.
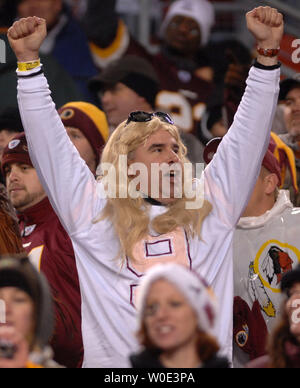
[253,59,281,70]
[17,67,44,78]
[257,47,280,57]
[17,59,41,72]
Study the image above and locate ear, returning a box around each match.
[264,173,279,195]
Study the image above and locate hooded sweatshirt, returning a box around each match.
[233,190,300,367]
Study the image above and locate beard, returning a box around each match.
[10,189,45,212]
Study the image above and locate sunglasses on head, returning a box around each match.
[125,111,174,126]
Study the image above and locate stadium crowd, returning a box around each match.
[0,0,299,369]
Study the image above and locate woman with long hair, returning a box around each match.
[130,263,229,368]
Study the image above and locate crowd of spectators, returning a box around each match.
[0,0,299,369]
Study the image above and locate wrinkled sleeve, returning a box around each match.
[17,68,106,237]
[204,66,280,228]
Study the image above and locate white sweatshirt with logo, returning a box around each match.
[233,190,300,367]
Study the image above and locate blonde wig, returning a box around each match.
[96,117,212,263]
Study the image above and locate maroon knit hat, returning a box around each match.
[58,102,109,167]
[1,132,32,175]
[203,137,282,185]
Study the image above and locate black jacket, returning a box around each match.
[130,349,230,369]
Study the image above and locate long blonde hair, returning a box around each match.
[97,117,212,263]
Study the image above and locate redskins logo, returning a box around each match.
[235,325,249,348]
[8,139,21,149]
[60,108,75,120]
[253,240,300,294]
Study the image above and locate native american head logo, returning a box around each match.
[262,245,293,285]
[248,240,300,318]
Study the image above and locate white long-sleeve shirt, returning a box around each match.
[17,65,280,367]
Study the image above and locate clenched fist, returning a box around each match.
[7,17,47,62]
[246,6,284,49]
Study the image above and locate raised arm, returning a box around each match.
[7,17,103,236]
[204,7,284,227]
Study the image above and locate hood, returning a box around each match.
[237,190,293,230]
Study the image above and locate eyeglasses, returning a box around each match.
[125,111,174,126]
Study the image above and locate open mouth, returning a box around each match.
[156,325,174,335]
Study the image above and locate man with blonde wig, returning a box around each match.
[8,7,284,367]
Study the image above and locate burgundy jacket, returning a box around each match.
[18,197,83,368]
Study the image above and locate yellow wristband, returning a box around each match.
[18,59,41,72]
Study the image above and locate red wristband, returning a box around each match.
[257,47,280,57]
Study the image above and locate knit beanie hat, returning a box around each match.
[269,132,298,193]
[279,77,300,101]
[160,0,215,46]
[136,263,218,335]
[88,55,159,109]
[0,107,24,133]
[281,264,300,295]
[58,102,109,166]
[1,133,32,175]
[202,136,294,189]
[0,255,54,350]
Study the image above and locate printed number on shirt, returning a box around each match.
[156,91,206,132]
[28,245,44,271]
[128,228,192,306]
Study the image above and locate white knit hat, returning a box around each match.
[136,263,218,335]
[160,0,215,46]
